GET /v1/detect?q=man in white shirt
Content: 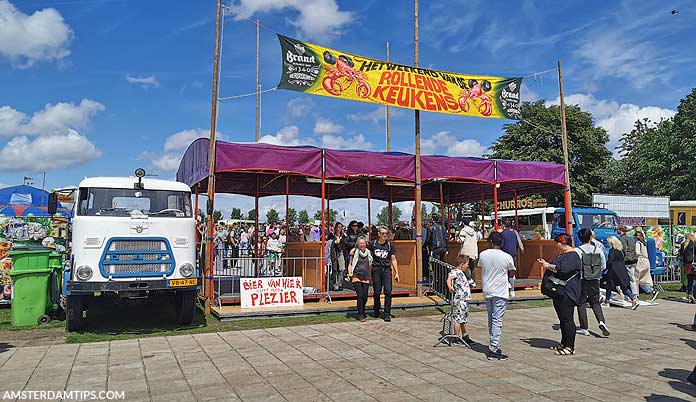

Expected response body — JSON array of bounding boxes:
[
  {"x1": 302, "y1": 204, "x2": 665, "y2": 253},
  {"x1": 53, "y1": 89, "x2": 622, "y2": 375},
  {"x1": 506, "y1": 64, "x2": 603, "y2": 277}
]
[{"x1": 478, "y1": 231, "x2": 516, "y2": 361}]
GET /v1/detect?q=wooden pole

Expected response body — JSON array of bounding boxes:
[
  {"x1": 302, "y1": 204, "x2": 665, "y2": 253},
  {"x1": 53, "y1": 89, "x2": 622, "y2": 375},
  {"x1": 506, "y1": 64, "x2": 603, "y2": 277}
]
[
  {"x1": 254, "y1": 176, "x2": 259, "y2": 265},
  {"x1": 203, "y1": 0, "x2": 223, "y2": 314},
  {"x1": 414, "y1": 0, "x2": 423, "y2": 297},
  {"x1": 386, "y1": 41, "x2": 391, "y2": 152},
  {"x1": 255, "y1": 19, "x2": 260, "y2": 142},
  {"x1": 558, "y1": 60, "x2": 573, "y2": 234}
]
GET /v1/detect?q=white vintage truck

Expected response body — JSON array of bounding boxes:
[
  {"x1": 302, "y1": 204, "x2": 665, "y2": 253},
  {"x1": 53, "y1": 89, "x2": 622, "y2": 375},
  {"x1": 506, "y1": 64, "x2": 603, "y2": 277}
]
[{"x1": 50, "y1": 169, "x2": 198, "y2": 331}]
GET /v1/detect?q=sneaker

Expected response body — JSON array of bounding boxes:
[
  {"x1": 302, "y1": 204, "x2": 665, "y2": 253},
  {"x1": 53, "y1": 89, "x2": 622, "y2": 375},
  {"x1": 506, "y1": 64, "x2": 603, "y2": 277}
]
[
  {"x1": 487, "y1": 349, "x2": 509, "y2": 361},
  {"x1": 383, "y1": 314, "x2": 391, "y2": 322},
  {"x1": 576, "y1": 328, "x2": 590, "y2": 336},
  {"x1": 462, "y1": 334, "x2": 475, "y2": 345},
  {"x1": 358, "y1": 315, "x2": 366, "y2": 322},
  {"x1": 598, "y1": 322, "x2": 610, "y2": 337},
  {"x1": 650, "y1": 290, "x2": 659, "y2": 302},
  {"x1": 631, "y1": 298, "x2": 640, "y2": 310}
]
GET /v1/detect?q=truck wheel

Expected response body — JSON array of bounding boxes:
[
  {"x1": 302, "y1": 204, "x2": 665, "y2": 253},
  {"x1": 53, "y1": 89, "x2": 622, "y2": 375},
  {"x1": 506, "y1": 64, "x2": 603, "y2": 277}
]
[
  {"x1": 66, "y1": 295, "x2": 86, "y2": 331},
  {"x1": 176, "y1": 290, "x2": 196, "y2": 325}
]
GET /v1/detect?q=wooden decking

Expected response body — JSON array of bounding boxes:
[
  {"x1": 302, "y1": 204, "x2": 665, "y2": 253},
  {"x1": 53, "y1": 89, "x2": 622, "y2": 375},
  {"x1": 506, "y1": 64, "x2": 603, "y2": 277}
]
[{"x1": 211, "y1": 288, "x2": 544, "y2": 320}]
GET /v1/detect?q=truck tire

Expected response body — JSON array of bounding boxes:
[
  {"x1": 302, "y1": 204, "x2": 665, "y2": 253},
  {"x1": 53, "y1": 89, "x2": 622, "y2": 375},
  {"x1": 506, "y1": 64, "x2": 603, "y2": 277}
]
[
  {"x1": 176, "y1": 290, "x2": 196, "y2": 325},
  {"x1": 66, "y1": 295, "x2": 86, "y2": 331}
]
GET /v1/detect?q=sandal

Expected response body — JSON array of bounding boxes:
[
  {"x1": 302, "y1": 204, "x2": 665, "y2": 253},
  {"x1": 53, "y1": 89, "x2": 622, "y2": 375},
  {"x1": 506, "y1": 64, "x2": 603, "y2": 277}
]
[{"x1": 554, "y1": 346, "x2": 575, "y2": 356}]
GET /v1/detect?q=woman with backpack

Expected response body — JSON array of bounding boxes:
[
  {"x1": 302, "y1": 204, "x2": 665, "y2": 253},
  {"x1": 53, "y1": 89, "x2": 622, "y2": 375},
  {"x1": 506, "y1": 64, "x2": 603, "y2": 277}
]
[
  {"x1": 605, "y1": 236, "x2": 640, "y2": 310},
  {"x1": 575, "y1": 229, "x2": 610, "y2": 337}
]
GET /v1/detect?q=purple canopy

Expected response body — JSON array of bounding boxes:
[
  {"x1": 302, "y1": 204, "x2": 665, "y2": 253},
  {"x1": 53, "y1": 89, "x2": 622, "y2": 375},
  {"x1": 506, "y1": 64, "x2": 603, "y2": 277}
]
[{"x1": 177, "y1": 139, "x2": 566, "y2": 202}]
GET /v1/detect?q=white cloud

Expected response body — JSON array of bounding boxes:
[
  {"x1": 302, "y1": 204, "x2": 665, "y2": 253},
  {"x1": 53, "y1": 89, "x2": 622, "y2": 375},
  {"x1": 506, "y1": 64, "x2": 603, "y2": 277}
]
[
  {"x1": 231, "y1": 0, "x2": 353, "y2": 41},
  {"x1": 0, "y1": 130, "x2": 100, "y2": 171},
  {"x1": 313, "y1": 117, "x2": 342, "y2": 135},
  {"x1": 23, "y1": 99, "x2": 105, "y2": 136},
  {"x1": 0, "y1": 105, "x2": 26, "y2": 135},
  {"x1": 259, "y1": 125, "x2": 315, "y2": 146},
  {"x1": 145, "y1": 128, "x2": 218, "y2": 172},
  {"x1": 0, "y1": 0, "x2": 73, "y2": 67},
  {"x1": 347, "y1": 107, "x2": 384, "y2": 124},
  {"x1": 287, "y1": 97, "x2": 313, "y2": 117},
  {"x1": 321, "y1": 133, "x2": 371, "y2": 150},
  {"x1": 547, "y1": 93, "x2": 676, "y2": 147},
  {"x1": 126, "y1": 74, "x2": 160, "y2": 89},
  {"x1": 421, "y1": 131, "x2": 487, "y2": 157},
  {"x1": 0, "y1": 99, "x2": 103, "y2": 171}
]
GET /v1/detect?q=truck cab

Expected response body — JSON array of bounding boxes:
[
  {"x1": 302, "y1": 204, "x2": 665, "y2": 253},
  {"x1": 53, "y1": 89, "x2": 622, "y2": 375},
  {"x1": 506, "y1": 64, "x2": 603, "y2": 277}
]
[
  {"x1": 551, "y1": 207, "x2": 619, "y2": 249},
  {"x1": 58, "y1": 172, "x2": 198, "y2": 331}
]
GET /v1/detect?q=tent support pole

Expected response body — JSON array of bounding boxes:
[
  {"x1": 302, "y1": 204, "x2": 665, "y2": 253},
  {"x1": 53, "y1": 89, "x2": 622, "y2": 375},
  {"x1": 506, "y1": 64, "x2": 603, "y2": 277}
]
[
  {"x1": 481, "y1": 190, "x2": 486, "y2": 238},
  {"x1": 414, "y1": 0, "x2": 423, "y2": 297},
  {"x1": 367, "y1": 179, "x2": 371, "y2": 232},
  {"x1": 388, "y1": 188, "x2": 393, "y2": 228},
  {"x1": 493, "y1": 183, "x2": 499, "y2": 231},
  {"x1": 514, "y1": 190, "x2": 519, "y2": 231},
  {"x1": 255, "y1": 176, "x2": 259, "y2": 273},
  {"x1": 285, "y1": 176, "x2": 289, "y2": 229},
  {"x1": 439, "y1": 182, "x2": 444, "y2": 224},
  {"x1": 321, "y1": 150, "x2": 326, "y2": 293}
]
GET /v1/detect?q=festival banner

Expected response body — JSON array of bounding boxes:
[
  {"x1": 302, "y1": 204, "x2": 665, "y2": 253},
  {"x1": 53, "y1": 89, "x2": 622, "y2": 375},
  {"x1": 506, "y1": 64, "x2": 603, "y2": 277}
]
[
  {"x1": 240, "y1": 276, "x2": 304, "y2": 309},
  {"x1": 277, "y1": 34, "x2": 522, "y2": 119}
]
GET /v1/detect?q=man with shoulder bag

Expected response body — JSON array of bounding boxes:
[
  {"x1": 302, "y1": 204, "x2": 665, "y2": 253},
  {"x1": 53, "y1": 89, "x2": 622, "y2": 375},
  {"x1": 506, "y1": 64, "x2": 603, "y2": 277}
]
[
  {"x1": 575, "y1": 229, "x2": 610, "y2": 337},
  {"x1": 618, "y1": 224, "x2": 639, "y2": 297}
]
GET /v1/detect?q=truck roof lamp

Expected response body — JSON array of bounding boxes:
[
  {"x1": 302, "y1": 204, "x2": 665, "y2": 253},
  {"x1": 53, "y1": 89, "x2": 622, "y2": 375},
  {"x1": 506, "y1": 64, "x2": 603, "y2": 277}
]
[{"x1": 134, "y1": 168, "x2": 146, "y2": 189}]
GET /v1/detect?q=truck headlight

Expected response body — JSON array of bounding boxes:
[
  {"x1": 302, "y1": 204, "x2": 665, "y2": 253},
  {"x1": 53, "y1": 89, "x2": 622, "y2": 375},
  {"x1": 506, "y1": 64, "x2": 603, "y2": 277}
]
[
  {"x1": 179, "y1": 263, "x2": 194, "y2": 277},
  {"x1": 76, "y1": 265, "x2": 93, "y2": 281}
]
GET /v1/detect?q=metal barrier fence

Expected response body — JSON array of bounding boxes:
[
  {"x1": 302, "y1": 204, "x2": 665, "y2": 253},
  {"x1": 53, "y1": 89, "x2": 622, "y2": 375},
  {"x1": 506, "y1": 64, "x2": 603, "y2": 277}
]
[
  {"x1": 211, "y1": 247, "x2": 331, "y2": 308},
  {"x1": 655, "y1": 255, "x2": 681, "y2": 283},
  {"x1": 428, "y1": 258, "x2": 453, "y2": 302}
]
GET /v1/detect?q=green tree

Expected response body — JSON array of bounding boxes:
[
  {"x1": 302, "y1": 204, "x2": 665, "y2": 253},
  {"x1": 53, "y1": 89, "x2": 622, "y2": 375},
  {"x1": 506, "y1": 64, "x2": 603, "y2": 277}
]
[
  {"x1": 213, "y1": 210, "x2": 222, "y2": 223},
  {"x1": 230, "y1": 208, "x2": 242, "y2": 220},
  {"x1": 247, "y1": 209, "x2": 256, "y2": 221},
  {"x1": 614, "y1": 88, "x2": 696, "y2": 200},
  {"x1": 376, "y1": 206, "x2": 402, "y2": 226},
  {"x1": 298, "y1": 209, "x2": 310, "y2": 224},
  {"x1": 285, "y1": 208, "x2": 297, "y2": 225},
  {"x1": 266, "y1": 208, "x2": 280, "y2": 224},
  {"x1": 314, "y1": 209, "x2": 337, "y2": 224},
  {"x1": 488, "y1": 100, "x2": 612, "y2": 205}
]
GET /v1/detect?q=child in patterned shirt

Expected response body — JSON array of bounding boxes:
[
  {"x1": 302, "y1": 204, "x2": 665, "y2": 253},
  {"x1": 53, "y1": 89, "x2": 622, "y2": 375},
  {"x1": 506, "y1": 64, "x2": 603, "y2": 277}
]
[{"x1": 447, "y1": 254, "x2": 474, "y2": 345}]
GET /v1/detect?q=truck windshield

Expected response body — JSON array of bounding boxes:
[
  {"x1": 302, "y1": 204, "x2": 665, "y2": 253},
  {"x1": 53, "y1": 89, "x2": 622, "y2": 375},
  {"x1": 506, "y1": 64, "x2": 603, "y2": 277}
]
[
  {"x1": 78, "y1": 188, "x2": 192, "y2": 218},
  {"x1": 576, "y1": 213, "x2": 617, "y2": 230}
]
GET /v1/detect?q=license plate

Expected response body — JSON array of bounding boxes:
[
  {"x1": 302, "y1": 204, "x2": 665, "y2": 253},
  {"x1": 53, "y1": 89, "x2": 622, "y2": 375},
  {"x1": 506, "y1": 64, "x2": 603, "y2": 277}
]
[{"x1": 168, "y1": 278, "x2": 197, "y2": 287}]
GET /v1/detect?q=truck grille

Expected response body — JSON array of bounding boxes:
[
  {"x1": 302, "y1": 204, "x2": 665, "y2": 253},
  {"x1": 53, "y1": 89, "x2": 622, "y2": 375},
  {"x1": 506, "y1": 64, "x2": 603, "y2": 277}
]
[{"x1": 100, "y1": 238, "x2": 175, "y2": 276}]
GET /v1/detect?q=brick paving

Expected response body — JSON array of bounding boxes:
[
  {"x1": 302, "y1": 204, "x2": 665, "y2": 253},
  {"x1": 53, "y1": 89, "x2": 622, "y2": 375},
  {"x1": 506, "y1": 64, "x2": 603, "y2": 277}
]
[{"x1": 1, "y1": 300, "x2": 695, "y2": 402}]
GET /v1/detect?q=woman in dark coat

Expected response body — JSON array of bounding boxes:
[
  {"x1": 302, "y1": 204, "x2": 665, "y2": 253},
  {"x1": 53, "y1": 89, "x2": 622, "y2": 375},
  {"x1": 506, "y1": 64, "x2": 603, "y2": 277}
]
[
  {"x1": 605, "y1": 236, "x2": 639, "y2": 310},
  {"x1": 539, "y1": 233, "x2": 582, "y2": 355}
]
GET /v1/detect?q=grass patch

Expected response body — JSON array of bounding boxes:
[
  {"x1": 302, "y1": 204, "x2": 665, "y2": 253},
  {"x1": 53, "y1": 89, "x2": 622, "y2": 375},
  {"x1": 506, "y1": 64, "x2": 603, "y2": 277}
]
[
  {"x1": 0, "y1": 306, "x2": 63, "y2": 331},
  {"x1": 639, "y1": 282, "x2": 686, "y2": 301}
]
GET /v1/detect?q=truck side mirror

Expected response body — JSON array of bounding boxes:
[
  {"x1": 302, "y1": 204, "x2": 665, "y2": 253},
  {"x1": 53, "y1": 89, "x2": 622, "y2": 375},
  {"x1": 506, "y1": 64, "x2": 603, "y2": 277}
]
[{"x1": 48, "y1": 192, "x2": 58, "y2": 215}]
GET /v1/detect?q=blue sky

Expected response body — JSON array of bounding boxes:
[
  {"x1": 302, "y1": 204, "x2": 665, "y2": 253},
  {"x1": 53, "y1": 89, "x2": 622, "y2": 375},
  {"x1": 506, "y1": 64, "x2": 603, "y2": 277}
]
[{"x1": 0, "y1": 0, "x2": 694, "y2": 222}]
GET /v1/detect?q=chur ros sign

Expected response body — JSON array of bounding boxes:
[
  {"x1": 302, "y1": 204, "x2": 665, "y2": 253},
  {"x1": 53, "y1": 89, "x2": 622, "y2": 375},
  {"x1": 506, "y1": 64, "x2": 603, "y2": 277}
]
[
  {"x1": 240, "y1": 277, "x2": 304, "y2": 309},
  {"x1": 277, "y1": 34, "x2": 522, "y2": 120}
]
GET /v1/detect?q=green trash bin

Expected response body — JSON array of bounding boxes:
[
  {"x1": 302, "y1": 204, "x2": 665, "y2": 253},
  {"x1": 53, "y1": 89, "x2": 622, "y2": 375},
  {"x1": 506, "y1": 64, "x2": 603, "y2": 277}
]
[
  {"x1": 9, "y1": 249, "x2": 51, "y2": 272},
  {"x1": 47, "y1": 253, "x2": 64, "y2": 313},
  {"x1": 8, "y1": 268, "x2": 52, "y2": 326}
]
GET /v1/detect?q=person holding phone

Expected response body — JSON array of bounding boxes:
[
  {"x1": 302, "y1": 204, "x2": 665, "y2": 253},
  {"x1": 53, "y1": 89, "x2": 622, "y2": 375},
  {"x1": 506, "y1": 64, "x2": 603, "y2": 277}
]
[{"x1": 369, "y1": 227, "x2": 400, "y2": 321}]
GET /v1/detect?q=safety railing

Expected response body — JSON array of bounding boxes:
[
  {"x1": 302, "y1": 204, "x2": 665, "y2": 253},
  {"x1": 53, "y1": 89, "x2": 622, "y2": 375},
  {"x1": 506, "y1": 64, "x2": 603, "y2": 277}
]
[
  {"x1": 211, "y1": 247, "x2": 331, "y2": 308},
  {"x1": 654, "y1": 255, "x2": 681, "y2": 283}
]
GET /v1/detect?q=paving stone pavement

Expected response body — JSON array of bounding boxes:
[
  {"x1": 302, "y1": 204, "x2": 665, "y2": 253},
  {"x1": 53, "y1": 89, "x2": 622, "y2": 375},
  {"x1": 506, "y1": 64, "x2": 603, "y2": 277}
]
[{"x1": 1, "y1": 300, "x2": 695, "y2": 402}]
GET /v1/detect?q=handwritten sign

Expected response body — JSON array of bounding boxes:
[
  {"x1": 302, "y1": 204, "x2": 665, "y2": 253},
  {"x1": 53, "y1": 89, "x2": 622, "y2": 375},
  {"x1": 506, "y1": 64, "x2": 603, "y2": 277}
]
[{"x1": 240, "y1": 277, "x2": 304, "y2": 309}]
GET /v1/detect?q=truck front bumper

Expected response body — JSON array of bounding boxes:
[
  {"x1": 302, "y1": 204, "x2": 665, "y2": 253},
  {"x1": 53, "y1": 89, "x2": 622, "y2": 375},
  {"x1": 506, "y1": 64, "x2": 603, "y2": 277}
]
[{"x1": 67, "y1": 278, "x2": 198, "y2": 294}]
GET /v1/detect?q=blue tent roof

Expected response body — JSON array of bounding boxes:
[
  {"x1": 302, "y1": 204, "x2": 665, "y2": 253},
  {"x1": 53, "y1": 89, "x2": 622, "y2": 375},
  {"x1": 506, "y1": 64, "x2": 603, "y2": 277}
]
[{"x1": 0, "y1": 185, "x2": 71, "y2": 217}]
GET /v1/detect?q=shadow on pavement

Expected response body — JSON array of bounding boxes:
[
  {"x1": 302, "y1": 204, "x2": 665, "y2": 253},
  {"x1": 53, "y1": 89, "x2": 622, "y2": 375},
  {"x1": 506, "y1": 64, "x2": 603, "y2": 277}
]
[
  {"x1": 680, "y1": 338, "x2": 696, "y2": 350},
  {"x1": 520, "y1": 337, "x2": 558, "y2": 349},
  {"x1": 669, "y1": 322, "x2": 695, "y2": 331},
  {"x1": 644, "y1": 393, "x2": 691, "y2": 401},
  {"x1": 0, "y1": 343, "x2": 14, "y2": 353},
  {"x1": 657, "y1": 368, "x2": 696, "y2": 399}
]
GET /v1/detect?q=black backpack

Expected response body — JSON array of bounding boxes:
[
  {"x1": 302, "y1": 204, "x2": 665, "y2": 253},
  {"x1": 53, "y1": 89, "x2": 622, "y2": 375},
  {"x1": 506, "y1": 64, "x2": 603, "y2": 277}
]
[{"x1": 579, "y1": 245, "x2": 603, "y2": 280}]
